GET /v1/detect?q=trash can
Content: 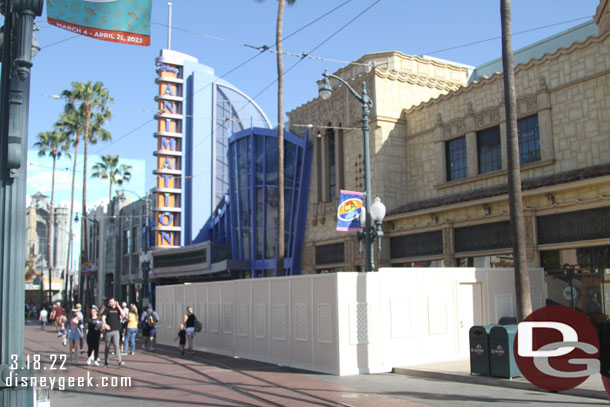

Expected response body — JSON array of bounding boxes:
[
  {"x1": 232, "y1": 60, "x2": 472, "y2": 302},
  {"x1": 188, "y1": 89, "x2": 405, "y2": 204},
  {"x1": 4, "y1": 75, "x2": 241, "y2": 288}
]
[
  {"x1": 469, "y1": 325, "x2": 494, "y2": 376},
  {"x1": 498, "y1": 316, "x2": 517, "y2": 325},
  {"x1": 489, "y1": 325, "x2": 521, "y2": 379}
]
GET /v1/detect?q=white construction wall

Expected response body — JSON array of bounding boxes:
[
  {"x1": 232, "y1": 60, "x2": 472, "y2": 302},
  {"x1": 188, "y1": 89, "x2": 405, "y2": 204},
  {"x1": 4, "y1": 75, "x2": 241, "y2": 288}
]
[{"x1": 155, "y1": 267, "x2": 545, "y2": 375}]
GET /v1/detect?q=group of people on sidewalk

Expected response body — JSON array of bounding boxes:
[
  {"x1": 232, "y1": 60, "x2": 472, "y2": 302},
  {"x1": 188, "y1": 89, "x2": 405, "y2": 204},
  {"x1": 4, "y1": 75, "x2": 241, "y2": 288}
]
[
  {"x1": 39, "y1": 298, "x2": 160, "y2": 368},
  {"x1": 38, "y1": 299, "x2": 202, "y2": 364}
]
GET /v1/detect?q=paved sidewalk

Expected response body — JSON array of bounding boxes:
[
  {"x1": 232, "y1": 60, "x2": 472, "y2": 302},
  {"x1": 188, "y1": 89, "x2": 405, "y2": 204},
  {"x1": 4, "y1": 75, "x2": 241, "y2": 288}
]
[
  {"x1": 23, "y1": 322, "x2": 608, "y2": 406},
  {"x1": 24, "y1": 324, "x2": 427, "y2": 407},
  {"x1": 394, "y1": 358, "x2": 608, "y2": 400}
]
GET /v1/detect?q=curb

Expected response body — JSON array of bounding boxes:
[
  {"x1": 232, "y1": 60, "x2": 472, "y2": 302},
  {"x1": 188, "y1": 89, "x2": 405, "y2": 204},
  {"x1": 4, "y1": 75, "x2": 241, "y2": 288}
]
[{"x1": 392, "y1": 367, "x2": 607, "y2": 401}]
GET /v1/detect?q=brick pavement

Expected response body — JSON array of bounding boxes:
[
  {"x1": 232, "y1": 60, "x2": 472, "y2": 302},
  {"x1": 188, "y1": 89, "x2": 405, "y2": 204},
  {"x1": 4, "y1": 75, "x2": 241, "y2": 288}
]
[{"x1": 24, "y1": 323, "x2": 428, "y2": 407}]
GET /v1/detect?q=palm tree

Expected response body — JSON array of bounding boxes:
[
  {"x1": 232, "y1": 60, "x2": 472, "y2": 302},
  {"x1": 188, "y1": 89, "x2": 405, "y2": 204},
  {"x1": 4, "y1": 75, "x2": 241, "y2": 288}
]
[
  {"x1": 55, "y1": 106, "x2": 85, "y2": 306},
  {"x1": 34, "y1": 128, "x2": 70, "y2": 304},
  {"x1": 500, "y1": 0, "x2": 532, "y2": 321},
  {"x1": 61, "y1": 81, "x2": 112, "y2": 305},
  {"x1": 257, "y1": 0, "x2": 296, "y2": 276},
  {"x1": 91, "y1": 155, "x2": 132, "y2": 202}
]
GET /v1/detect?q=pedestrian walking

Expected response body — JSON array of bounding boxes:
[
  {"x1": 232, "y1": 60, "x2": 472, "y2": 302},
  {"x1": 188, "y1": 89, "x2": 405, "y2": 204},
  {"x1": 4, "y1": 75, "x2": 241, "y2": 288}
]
[
  {"x1": 66, "y1": 308, "x2": 82, "y2": 364},
  {"x1": 102, "y1": 298, "x2": 126, "y2": 368},
  {"x1": 123, "y1": 304, "x2": 139, "y2": 355},
  {"x1": 183, "y1": 306, "x2": 197, "y2": 354},
  {"x1": 52, "y1": 302, "x2": 64, "y2": 331},
  {"x1": 76, "y1": 303, "x2": 85, "y2": 354},
  {"x1": 39, "y1": 307, "x2": 48, "y2": 329},
  {"x1": 120, "y1": 301, "x2": 129, "y2": 354},
  {"x1": 140, "y1": 305, "x2": 159, "y2": 351},
  {"x1": 59, "y1": 314, "x2": 68, "y2": 346},
  {"x1": 175, "y1": 324, "x2": 186, "y2": 356},
  {"x1": 85, "y1": 305, "x2": 103, "y2": 366}
]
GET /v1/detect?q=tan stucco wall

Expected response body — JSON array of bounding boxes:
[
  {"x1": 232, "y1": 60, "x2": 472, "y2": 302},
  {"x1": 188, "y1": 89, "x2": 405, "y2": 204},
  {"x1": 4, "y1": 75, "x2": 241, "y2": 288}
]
[{"x1": 289, "y1": 32, "x2": 610, "y2": 273}]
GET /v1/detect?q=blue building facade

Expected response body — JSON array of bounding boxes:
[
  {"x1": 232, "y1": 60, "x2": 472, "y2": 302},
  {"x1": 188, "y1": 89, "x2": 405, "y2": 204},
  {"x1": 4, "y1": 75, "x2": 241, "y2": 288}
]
[
  {"x1": 154, "y1": 49, "x2": 272, "y2": 248},
  {"x1": 194, "y1": 127, "x2": 312, "y2": 277},
  {"x1": 183, "y1": 59, "x2": 272, "y2": 244},
  {"x1": 151, "y1": 51, "x2": 311, "y2": 282}
]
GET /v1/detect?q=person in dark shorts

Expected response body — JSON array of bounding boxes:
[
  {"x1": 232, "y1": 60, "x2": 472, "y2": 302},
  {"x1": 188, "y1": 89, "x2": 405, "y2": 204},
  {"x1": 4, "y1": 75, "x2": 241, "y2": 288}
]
[
  {"x1": 140, "y1": 305, "x2": 159, "y2": 351},
  {"x1": 175, "y1": 324, "x2": 186, "y2": 356},
  {"x1": 102, "y1": 298, "x2": 126, "y2": 368}
]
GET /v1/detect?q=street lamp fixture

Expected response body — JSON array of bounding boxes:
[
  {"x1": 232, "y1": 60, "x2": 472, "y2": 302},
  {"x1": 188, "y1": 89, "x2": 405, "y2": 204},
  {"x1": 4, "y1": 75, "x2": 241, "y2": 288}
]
[
  {"x1": 73, "y1": 212, "x2": 99, "y2": 308},
  {"x1": 139, "y1": 250, "x2": 153, "y2": 308},
  {"x1": 318, "y1": 69, "x2": 385, "y2": 272}
]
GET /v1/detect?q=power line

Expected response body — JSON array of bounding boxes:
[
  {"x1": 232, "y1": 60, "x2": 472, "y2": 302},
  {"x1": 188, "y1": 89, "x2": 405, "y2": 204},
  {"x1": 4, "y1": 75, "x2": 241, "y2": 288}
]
[
  {"x1": 37, "y1": 92, "x2": 364, "y2": 130},
  {"x1": 88, "y1": 0, "x2": 354, "y2": 156},
  {"x1": 251, "y1": 0, "x2": 382, "y2": 101},
  {"x1": 40, "y1": 34, "x2": 81, "y2": 50},
  {"x1": 424, "y1": 15, "x2": 592, "y2": 55},
  {"x1": 45, "y1": 8, "x2": 593, "y2": 159}
]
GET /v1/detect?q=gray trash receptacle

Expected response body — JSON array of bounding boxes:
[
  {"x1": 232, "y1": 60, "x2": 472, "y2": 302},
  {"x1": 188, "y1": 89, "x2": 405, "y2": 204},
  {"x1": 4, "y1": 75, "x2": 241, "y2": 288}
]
[
  {"x1": 469, "y1": 325, "x2": 494, "y2": 376},
  {"x1": 498, "y1": 316, "x2": 517, "y2": 325},
  {"x1": 489, "y1": 325, "x2": 522, "y2": 379}
]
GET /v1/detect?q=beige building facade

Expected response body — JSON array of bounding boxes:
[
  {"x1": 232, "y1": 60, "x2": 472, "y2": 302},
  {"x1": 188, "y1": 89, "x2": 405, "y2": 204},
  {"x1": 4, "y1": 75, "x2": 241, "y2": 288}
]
[{"x1": 288, "y1": 11, "x2": 610, "y2": 312}]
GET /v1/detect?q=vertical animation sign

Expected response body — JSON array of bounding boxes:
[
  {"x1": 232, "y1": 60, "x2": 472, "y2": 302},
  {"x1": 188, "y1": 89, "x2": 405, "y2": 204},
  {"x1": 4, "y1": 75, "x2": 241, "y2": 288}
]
[{"x1": 154, "y1": 62, "x2": 183, "y2": 247}]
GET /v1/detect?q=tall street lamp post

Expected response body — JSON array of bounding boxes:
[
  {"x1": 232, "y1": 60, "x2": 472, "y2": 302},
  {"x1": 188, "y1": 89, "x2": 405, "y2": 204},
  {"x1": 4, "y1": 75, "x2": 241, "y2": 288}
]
[
  {"x1": 119, "y1": 189, "x2": 152, "y2": 309},
  {"x1": 0, "y1": 0, "x2": 44, "y2": 403},
  {"x1": 319, "y1": 70, "x2": 386, "y2": 272},
  {"x1": 74, "y1": 212, "x2": 98, "y2": 310},
  {"x1": 139, "y1": 250, "x2": 153, "y2": 310}
]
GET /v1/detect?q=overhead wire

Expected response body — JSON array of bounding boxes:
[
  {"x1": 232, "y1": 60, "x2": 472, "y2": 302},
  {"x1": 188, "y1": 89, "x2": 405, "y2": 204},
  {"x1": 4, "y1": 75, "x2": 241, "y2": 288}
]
[
  {"x1": 90, "y1": 0, "x2": 354, "y2": 157},
  {"x1": 424, "y1": 15, "x2": 592, "y2": 55},
  {"x1": 33, "y1": 1, "x2": 358, "y2": 194},
  {"x1": 38, "y1": 5, "x2": 595, "y2": 175},
  {"x1": 37, "y1": 9, "x2": 595, "y2": 140},
  {"x1": 249, "y1": 0, "x2": 383, "y2": 108}
]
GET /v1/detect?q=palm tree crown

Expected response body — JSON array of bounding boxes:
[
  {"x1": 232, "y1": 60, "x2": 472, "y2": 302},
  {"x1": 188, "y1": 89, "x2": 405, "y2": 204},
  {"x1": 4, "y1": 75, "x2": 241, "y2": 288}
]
[{"x1": 91, "y1": 155, "x2": 132, "y2": 202}]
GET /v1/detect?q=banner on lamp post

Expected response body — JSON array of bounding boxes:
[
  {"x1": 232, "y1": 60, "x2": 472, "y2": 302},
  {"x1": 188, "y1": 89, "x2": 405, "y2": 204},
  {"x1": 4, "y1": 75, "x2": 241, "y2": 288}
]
[
  {"x1": 81, "y1": 262, "x2": 92, "y2": 276},
  {"x1": 336, "y1": 190, "x2": 363, "y2": 231},
  {"x1": 46, "y1": 0, "x2": 152, "y2": 46}
]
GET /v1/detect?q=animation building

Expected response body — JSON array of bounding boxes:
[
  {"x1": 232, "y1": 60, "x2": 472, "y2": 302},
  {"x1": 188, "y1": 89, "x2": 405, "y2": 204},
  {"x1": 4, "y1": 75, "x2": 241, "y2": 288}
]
[
  {"x1": 150, "y1": 48, "x2": 312, "y2": 284},
  {"x1": 153, "y1": 49, "x2": 272, "y2": 249}
]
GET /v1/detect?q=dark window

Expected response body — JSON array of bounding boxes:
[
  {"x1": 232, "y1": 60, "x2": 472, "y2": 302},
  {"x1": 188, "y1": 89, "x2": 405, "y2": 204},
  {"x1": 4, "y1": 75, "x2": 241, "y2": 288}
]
[
  {"x1": 537, "y1": 207, "x2": 610, "y2": 245},
  {"x1": 454, "y1": 221, "x2": 512, "y2": 253},
  {"x1": 518, "y1": 115, "x2": 541, "y2": 165},
  {"x1": 131, "y1": 227, "x2": 137, "y2": 253},
  {"x1": 477, "y1": 126, "x2": 502, "y2": 174},
  {"x1": 390, "y1": 231, "x2": 443, "y2": 259},
  {"x1": 123, "y1": 229, "x2": 131, "y2": 255},
  {"x1": 315, "y1": 136, "x2": 322, "y2": 203},
  {"x1": 327, "y1": 128, "x2": 336, "y2": 200},
  {"x1": 446, "y1": 136, "x2": 467, "y2": 181},
  {"x1": 315, "y1": 242, "x2": 345, "y2": 265}
]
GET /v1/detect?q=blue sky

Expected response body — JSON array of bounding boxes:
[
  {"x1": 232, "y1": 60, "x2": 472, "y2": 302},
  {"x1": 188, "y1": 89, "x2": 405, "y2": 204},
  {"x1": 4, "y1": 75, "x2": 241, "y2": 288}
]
[{"x1": 25, "y1": 0, "x2": 600, "y2": 208}]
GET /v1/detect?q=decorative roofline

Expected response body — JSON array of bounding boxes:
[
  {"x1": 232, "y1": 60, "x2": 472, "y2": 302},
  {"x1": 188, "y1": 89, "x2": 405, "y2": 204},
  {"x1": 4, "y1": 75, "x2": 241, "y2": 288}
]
[
  {"x1": 406, "y1": 30, "x2": 609, "y2": 113},
  {"x1": 374, "y1": 69, "x2": 463, "y2": 92}
]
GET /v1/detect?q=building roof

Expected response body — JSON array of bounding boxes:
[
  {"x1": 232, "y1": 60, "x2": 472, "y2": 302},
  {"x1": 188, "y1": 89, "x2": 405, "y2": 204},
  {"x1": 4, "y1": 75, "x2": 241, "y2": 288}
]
[{"x1": 469, "y1": 20, "x2": 598, "y2": 83}]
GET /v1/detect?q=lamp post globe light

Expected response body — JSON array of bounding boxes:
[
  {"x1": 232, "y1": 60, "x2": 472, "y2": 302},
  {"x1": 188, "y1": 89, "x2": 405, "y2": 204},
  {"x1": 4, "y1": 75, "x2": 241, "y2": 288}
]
[{"x1": 319, "y1": 70, "x2": 386, "y2": 272}]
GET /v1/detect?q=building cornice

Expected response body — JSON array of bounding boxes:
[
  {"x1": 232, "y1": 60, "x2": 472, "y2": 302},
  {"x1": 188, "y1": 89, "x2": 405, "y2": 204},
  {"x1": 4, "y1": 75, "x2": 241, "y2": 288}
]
[
  {"x1": 288, "y1": 51, "x2": 469, "y2": 116},
  {"x1": 374, "y1": 68, "x2": 463, "y2": 92},
  {"x1": 387, "y1": 164, "x2": 610, "y2": 219},
  {"x1": 406, "y1": 30, "x2": 610, "y2": 113}
]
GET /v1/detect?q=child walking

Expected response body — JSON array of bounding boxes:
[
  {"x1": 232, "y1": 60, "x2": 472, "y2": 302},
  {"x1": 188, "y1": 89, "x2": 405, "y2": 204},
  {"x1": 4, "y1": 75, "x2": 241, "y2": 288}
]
[{"x1": 175, "y1": 324, "x2": 186, "y2": 356}]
